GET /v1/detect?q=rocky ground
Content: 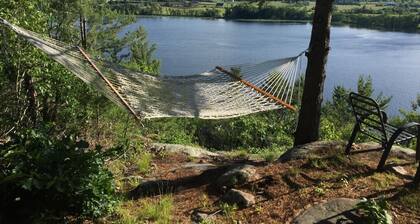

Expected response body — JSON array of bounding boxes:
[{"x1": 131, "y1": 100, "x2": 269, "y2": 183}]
[{"x1": 113, "y1": 141, "x2": 420, "y2": 224}]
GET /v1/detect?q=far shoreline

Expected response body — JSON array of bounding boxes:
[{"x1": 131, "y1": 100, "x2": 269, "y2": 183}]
[{"x1": 132, "y1": 15, "x2": 420, "y2": 34}]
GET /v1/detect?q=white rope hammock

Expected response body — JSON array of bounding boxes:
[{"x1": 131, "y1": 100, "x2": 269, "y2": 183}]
[{"x1": 0, "y1": 18, "x2": 306, "y2": 120}]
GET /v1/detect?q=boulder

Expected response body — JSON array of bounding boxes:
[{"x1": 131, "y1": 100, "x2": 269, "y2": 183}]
[
  {"x1": 292, "y1": 198, "x2": 363, "y2": 224},
  {"x1": 216, "y1": 165, "x2": 259, "y2": 189},
  {"x1": 278, "y1": 141, "x2": 345, "y2": 163},
  {"x1": 149, "y1": 143, "x2": 220, "y2": 158},
  {"x1": 353, "y1": 142, "x2": 415, "y2": 159},
  {"x1": 221, "y1": 189, "x2": 255, "y2": 208}
]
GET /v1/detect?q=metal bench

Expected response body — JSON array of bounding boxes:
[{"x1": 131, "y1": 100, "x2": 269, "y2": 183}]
[{"x1": 345, "y1": 92, "x2": 420, "y2": 185}]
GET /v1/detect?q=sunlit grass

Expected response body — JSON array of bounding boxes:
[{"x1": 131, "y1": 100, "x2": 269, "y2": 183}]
[{"x1": 138, "y1": 196, "x2": 174, "y2": 224}]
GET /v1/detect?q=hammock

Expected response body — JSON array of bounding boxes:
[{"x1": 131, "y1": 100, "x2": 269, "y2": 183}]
[{"x1": 0, "y1": 18, "x2": 306, "y2": 120}]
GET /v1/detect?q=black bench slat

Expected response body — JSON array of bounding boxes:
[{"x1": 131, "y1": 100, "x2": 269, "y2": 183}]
[
  {"x1": 350, "y1": 95, "x2": 379, "y2": 107},
  {"x1": 346, "y1": 92, "x2": 419, "y2": 186}
]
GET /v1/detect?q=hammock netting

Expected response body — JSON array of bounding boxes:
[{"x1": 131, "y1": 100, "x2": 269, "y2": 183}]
[{"x1": 1, "y1": 18, "x2": 306, "y2": 120}]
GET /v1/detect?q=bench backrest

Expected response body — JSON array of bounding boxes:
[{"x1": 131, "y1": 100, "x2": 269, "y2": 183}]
[{"x1": 349, "y1": 92, "x2": 388, "y2": 142}]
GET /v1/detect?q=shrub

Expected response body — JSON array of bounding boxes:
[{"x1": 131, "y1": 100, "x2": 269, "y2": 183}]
[
  {"x1": 356, "y1": 198, "x2": 392, "y2": 224},
  {"x1": 0, "y1": 130, "x2": 118, "y2": 222}
]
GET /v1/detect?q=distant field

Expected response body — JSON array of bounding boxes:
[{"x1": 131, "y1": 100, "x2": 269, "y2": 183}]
[
  {"x1": 192, "y1": 1, "x2": 415, "y2": 12},
  {"x1": 110, "y1": 1, "x2": 419, "y2": 31}
]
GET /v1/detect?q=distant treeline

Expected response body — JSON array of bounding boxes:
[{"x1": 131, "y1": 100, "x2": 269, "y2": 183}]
[
  {"x1": 110, "y1": 3, "x2": 420, "y2": 31},
  {"x1": 111, "y1": 3, "x2": 224, "y2": 18}
]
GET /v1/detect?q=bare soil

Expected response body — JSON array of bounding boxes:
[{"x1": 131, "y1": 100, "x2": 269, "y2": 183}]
[{"x1": 119, "y1": 142, "x2": 420, "y2": 224}]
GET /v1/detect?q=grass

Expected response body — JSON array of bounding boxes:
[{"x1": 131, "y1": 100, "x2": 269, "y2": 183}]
[
  {"x1": 108, "y1": 159, "x2": 128, "y2": 190},
  {"x1": 199, "y1": 194, "x2": 211, "y2": 209},
  {"x1": 257, "y1": 147, "x2": 286, "y2": 163},
  {"x1": 220, "y1": 202, "x2": 238, "y2": 220},
  {"x1": 288, "y1": 167, "x2": 302, "y2": 177},
  {"x1": 314, "y1": 186, "x2": 326, "y2": 196},
  {"x1": 114, "y1": 195, "x2": 174, "y2": 224},
  {"x1": 370, "y1": 172, "x2": 400, "y2": 190},
  {"x1": 225, "y1": 146, "x2": 287, "y2": 162},
  {"x1": 306, "y1": 152, "x2": 352, "y2": 170},
  {"x1": 398, "y1": 189, "x2": 420, "y2": 212},
  {"x1": 138, "y1": 196, "x2": 174, "y2": 224},
  {"x1": 115, "y1": 201, "x2": 137, "y2": 224},
  {"x1": 135, "y1": 151, "x2": 153, "y2": 174},
  {"x1": 227, "y1": 149, "x2": 250, "y2": 160}
]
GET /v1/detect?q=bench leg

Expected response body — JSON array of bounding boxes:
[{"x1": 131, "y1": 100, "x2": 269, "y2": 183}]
[
  {"x1": 345, "y1": 123, "x2": 360, "y2": 155},
  {"x1": 377, "y1": 132, "x2": 401, "y2": 171},
  {"x1": 415, "y1": 164, "x2": 420, "y2": 187},
  {"x1": 415, "y1": 131, "x2": 420, "y2": 187},
  {"x1": 377, "y1": 143, "x2": 392, "y2": 171}
]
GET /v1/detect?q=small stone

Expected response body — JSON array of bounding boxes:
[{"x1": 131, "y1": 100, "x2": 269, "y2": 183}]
[
  {"x1": 221, "y1": 189, "x2": 255, "y2": 208},
  {"x1": 191, "y1": 210, "x2": 211, "y2": 223},
  {"x1": 392, "y1": 166, "x2": 409, "y2": 176},
  {"x1": 216, "y1": 165, "x2": 259, "y2": 189},
  {"x1": 351, "y1": 143, "x2": 361, "y2": 151}
]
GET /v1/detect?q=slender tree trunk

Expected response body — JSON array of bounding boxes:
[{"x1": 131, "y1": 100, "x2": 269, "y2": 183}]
[
  {"x1": 23, "y1": 74, "x2": 37, "y2": 126},
  {"x1": 79, "y1": 0, "x2": 87, "y2": 49},
  {"x1": 294, "y1": 0, "x2": 333, "y2": 146}
]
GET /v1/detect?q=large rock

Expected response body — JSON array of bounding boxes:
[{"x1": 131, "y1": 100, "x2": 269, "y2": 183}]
[
  {"x1": 278, "y1": 141, "x2": 345, "y2": 163},
  {"x1": 149, "y1": 143, "x2": 220, "y2": 158},
  {"x1": 292, "y1": 198, "x2": 363, "y2": 224},
  {"x1": 216, "y1": 165, "x2": 259, "y2": 189},
  {"x1": 358, "y1": 142, "x2": 416, "y2": 159},
  {"x1": 221, "y1": 189, "x2": 255, "y2": 208}
]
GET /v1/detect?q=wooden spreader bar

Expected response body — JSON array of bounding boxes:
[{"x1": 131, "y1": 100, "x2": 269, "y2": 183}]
[
  {"x1": 215, "y1": 66, "x2": 296, "y2": 112},
  {"x1": 77, "y1": 46, "x2": 141, "y2": 121}
]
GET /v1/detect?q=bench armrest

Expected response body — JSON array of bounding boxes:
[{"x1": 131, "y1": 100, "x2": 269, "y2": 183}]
[
  {"x1": 396, "y1": 122, "x2": 420, "y2": 160},
  {"x1": 380, "y1": 110, "x2": 388, "y2": 124}
]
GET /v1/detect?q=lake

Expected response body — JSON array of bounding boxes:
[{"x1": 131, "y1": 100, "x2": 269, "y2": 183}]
[{"x1": 121, "y1": 16, "x2": 420, "y2": 115}]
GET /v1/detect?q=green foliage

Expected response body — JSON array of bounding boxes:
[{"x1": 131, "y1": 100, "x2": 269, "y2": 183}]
[
  {"x1": 111, "y1": 3, "x2": 224, "y2": 18},
  {"x1": 0, "y1": 0, "x2": 159, "y2": 137},
  {"x1": 321, "y1": 75, "x2": 391, "y2": 141},
  {"x1": 220, "y1": 202, "x2": 238, "y2": 219},
  {"x1": 398, "y1": 189, "x2": 420, "y2": 212},
  {"x1": 0, "y1": 130, "x2": 118, "y2": 221},
  {"x1": 391, "y1": 94, "x2": 420, "y2": 126},
  {"x1": 390, "y1": 94, "x2": 419, "y2": 149},
  {"x1": 122, "y1": 27, "x2": 160, "y2": 75},
  {"x1": 196, "y1": 111, "x2": 295, "y2": 150},
  {"x1": 225, "y1": 3, "x2": 311, "y2": 20},
  {"x1": 136, "y1": 151, "x2": 153, "y2": 174},
  {"x1": 314, "y1": 186, "x2": 326, "y2": 196},
  {"x1": 141, "y1": 110, "x2": 296, "y2": 150},
  {"x1": 356, "y1": 198, "x2": 393, "y2": 224},
  {"x1": 138, "y1": 196, "x2": 174, "y2": 224}
]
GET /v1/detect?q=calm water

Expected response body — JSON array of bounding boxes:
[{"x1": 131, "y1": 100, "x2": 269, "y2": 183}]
[{"x1": 121, "y1": 16, "x2": 420, "y2": 115}]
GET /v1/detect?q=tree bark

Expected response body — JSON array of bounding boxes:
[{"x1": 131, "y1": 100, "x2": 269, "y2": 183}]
[
  {"x1": 79, "y1": 1, "x2": 87, "y2": 49},
  {"x1": 294, "y1": 0, "x2": 333, "y2": 146},
  {"x1": 23, "y1": 74, "x2": 38, "y2": 126}
]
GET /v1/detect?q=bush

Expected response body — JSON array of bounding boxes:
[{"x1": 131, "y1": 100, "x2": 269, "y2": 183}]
[
  {"x1": 357, "y1": 198, "x2": 392, "y2": 224},
  {"x1": 0, "y1": 130, "x2": 118, "y2": 222}
]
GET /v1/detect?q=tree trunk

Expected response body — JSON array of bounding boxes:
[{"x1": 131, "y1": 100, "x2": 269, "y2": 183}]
[
  {"x1": 294, "y1": 0, "x2": 333, "y2": 146},
  {"x1": 79, "y1": 10, "x2": 87, "y2": 49},
  {"x1": 24, "y1": 74, "x2": 37, "y2": 126}
]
